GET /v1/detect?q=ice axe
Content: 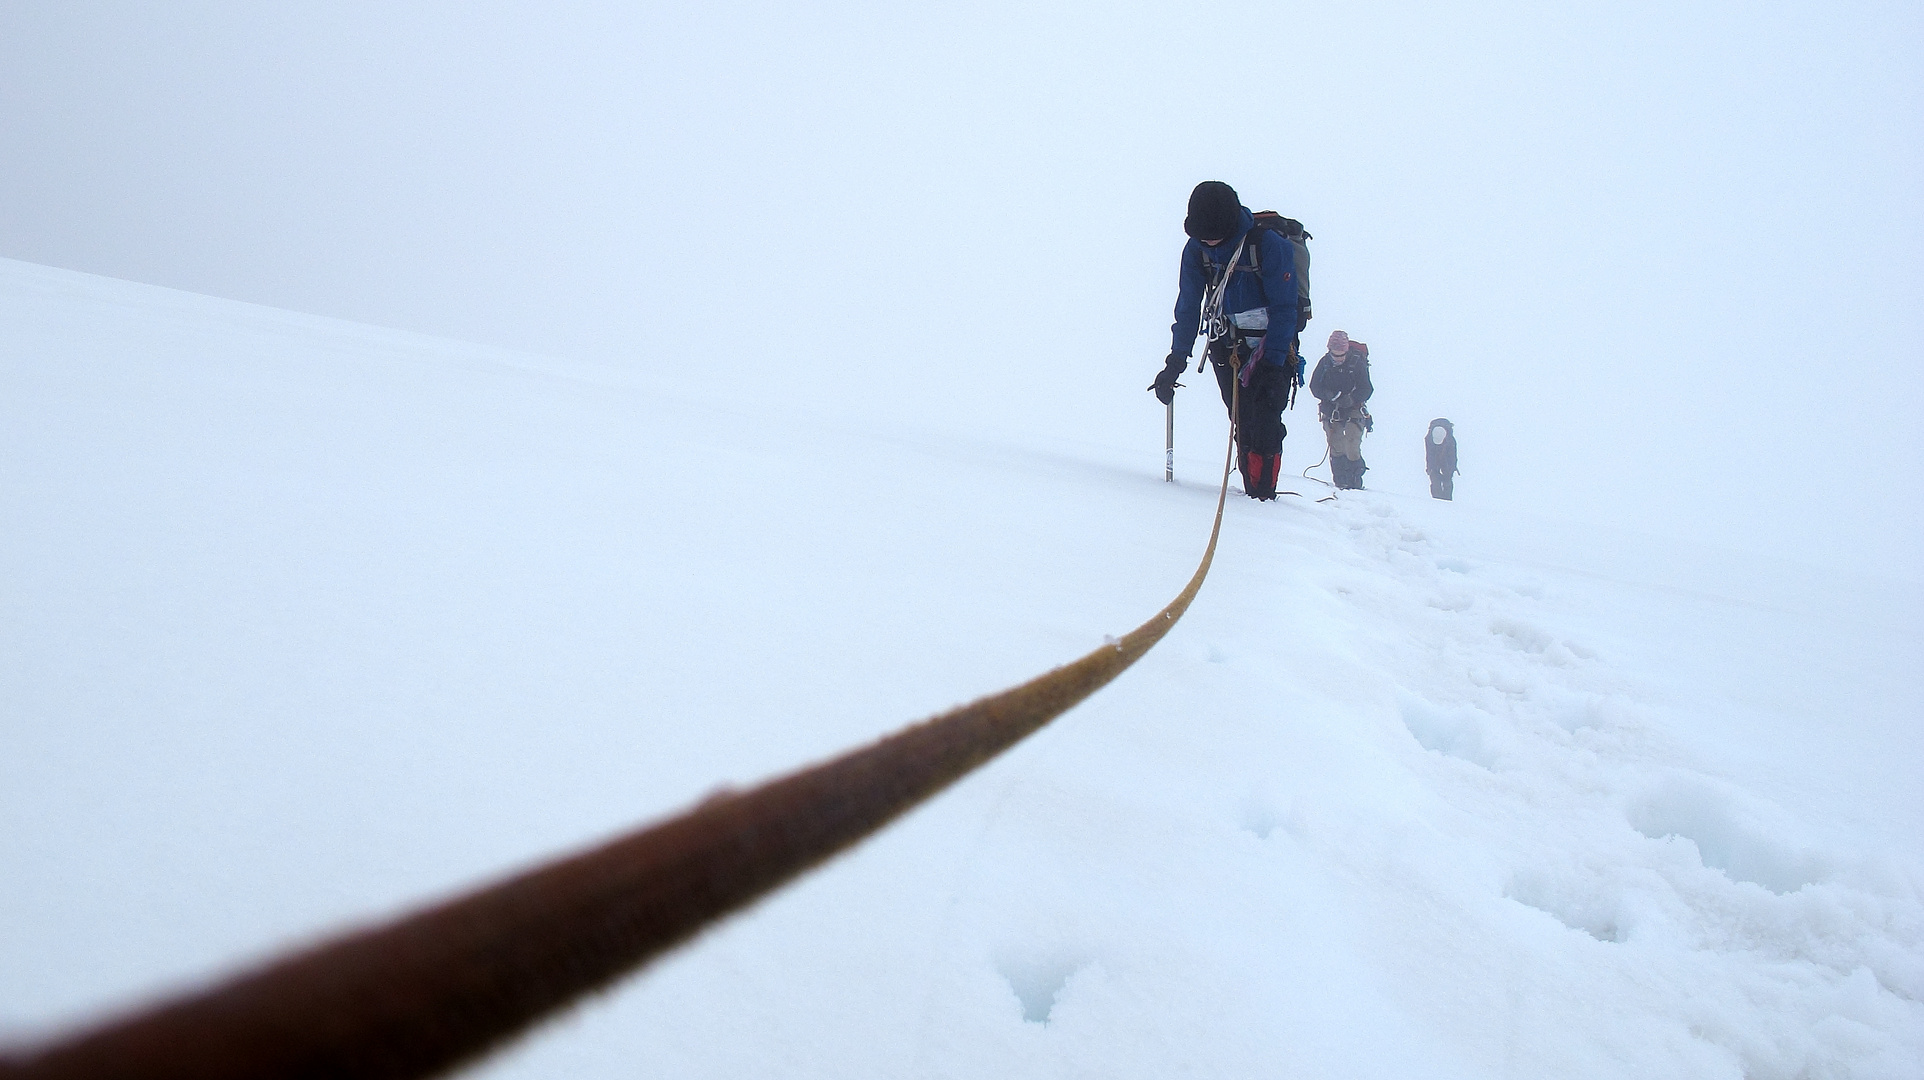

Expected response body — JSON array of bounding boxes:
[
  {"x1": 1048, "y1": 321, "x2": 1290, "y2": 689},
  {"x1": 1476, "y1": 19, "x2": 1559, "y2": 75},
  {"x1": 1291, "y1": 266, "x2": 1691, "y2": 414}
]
[{"x1": 1165, "y1": 398, "x2": 1175, "y2": 482}]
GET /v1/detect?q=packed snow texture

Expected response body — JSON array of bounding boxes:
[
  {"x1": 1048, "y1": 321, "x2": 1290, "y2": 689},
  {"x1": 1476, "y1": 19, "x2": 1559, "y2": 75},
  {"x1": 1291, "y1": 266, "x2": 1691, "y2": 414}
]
[{"x1": 2, "y1": 259, "x2": 1921, "y2": 1078}]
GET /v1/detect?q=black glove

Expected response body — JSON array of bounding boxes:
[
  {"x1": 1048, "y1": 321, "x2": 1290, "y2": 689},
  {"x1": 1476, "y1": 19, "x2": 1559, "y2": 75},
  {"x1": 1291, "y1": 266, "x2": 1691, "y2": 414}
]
[{"x1": 1149, "y1": 354, "x2": 1187, "y2": 405}]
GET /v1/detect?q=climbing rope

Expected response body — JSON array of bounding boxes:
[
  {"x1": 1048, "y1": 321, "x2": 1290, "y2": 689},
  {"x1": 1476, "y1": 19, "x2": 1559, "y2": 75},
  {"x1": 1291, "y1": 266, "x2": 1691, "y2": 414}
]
[
  {"x1": 1298, "y1": 443, "x2": 1338, "y2": 500},
  {"x1": 1303, "y1": 444, "x2": 1331, "y2": 483},
  {"x1": 0, "y1": 390, "x2": 1244, "y2": 1080}
]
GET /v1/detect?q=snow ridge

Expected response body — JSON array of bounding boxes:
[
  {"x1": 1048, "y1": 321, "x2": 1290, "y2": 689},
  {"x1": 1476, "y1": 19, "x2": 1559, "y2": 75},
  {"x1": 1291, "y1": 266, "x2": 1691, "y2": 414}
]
[{"x1": 3, "y1": 259, "x2": 1919, "y2": 1078}]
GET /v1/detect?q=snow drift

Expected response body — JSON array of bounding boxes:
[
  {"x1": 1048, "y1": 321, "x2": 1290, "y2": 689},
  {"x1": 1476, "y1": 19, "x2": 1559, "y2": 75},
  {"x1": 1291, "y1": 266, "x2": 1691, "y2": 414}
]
[{"x1": 3, "y1": 258, "x2": 1920, "y2": 1077}]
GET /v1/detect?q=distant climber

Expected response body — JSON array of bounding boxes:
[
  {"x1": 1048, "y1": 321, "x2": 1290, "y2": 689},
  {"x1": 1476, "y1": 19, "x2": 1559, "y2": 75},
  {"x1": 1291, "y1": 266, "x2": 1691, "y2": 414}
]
[
  {"x1": 1149, "y1": 181, "x2": 1301, "y2": 500},
  {"x1": 1426, "y1": 418, "x2": 1458, "y2": 500},
  {"x1": 1310, "y1": 330, "x2": 1373, "y2": 489}
]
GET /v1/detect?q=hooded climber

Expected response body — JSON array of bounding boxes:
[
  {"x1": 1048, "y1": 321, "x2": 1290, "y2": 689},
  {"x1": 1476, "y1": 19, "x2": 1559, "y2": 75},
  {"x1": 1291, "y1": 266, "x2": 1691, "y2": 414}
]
[
  {"x1": 1149, "y1": 181, "x2": 1300, "y2": 501},
  {"x1": 1426, "y1": 418, "x2": 1458, "y2": 500},
  {"x1": 1310, "y1": 330, "x2": 1373, "y2": 489}
]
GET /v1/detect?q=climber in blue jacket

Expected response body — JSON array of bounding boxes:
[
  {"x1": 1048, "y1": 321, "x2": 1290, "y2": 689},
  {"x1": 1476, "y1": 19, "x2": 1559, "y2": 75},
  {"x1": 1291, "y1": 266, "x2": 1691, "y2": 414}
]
[{"x1": 1149, "y1": 181, "x2": 1299, "y2": 500}]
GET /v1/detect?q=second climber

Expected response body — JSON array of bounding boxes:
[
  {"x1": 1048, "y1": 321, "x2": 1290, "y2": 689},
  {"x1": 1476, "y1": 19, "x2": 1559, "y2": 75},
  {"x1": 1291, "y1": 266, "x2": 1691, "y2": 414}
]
[{"x1": 1311, "y1": 330, "x2": 1373, "y2": 490}]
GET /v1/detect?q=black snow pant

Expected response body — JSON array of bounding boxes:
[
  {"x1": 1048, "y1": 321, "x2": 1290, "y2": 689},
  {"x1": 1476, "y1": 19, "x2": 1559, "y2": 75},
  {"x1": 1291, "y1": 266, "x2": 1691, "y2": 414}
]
[
  {"x1": 1429, "y1": 472, "x2": 1454, "y2": 500},
  {"x1": 1207, "y1": 336, "x2": 1289, "y2": 457},
  {"x1": 1208, "y1": 335, "x2": 1291, "y2": 499}
]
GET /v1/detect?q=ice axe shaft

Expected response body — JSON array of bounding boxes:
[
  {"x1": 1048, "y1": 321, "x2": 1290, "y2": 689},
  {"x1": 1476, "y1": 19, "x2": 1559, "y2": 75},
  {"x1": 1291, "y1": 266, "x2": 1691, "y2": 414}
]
[{"x1": 1165, "y1": 400, "x2": 1175, "y2": 482}]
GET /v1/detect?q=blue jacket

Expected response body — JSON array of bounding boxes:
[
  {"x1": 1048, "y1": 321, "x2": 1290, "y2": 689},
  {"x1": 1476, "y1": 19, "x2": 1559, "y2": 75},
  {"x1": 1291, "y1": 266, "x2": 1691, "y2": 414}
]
[{"x1": 1169, "y1": 206, "x2": 1298, "y2": 365}]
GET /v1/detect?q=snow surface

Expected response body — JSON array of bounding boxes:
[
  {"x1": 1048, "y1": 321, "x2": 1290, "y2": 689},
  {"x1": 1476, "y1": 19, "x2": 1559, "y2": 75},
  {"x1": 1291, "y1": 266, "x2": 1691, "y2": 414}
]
[{"x1": 3, "y1": 257, "x2": 1921, "y2": 1077}]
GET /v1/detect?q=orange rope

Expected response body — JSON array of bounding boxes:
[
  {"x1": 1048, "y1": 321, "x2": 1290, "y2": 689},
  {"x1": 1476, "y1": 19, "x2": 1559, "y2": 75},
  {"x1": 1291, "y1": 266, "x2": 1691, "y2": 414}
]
[{"x1": 0, "y1": 398, "x2": 1241, "y2": 1080}]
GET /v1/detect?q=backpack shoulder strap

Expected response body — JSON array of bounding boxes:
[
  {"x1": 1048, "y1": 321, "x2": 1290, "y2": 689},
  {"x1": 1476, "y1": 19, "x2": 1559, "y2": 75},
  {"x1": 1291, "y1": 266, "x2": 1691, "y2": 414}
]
[
  {"x1": 1203, "y1": 232, "x2": 1252, "y2": 283},
  {"x1": 1200, "y1": 243, "x2": 1225, "y2": 285}
]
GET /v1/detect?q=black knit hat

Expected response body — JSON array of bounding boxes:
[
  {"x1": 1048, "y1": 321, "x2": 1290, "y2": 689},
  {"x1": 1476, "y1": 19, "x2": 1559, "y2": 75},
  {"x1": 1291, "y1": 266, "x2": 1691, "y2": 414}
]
[{"x1": 1184, "y1": 181, "x2": 1241, "y2": 241}]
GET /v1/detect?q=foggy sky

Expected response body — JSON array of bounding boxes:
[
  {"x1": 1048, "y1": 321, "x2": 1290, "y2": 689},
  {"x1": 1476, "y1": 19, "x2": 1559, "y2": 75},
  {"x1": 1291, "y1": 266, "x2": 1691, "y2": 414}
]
[{"x1": 2, "y1": 1, "x2": 1919, "y2": 578}]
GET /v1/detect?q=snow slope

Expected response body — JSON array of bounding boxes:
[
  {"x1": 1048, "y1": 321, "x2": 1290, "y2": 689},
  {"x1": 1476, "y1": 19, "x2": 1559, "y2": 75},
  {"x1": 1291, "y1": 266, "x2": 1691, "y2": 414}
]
[{"x1": 3, "y1": 257, "x2": 1920, "y2": 1078}]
